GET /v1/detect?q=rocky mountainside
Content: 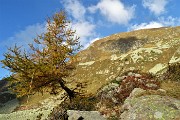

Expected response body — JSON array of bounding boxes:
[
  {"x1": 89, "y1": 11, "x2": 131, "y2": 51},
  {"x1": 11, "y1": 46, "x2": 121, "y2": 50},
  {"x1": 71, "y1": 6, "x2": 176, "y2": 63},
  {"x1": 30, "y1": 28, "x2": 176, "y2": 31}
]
[
  {"x1": 0, "y1": 26, "x2": 180, "y2": 120},
  {"x1": 71, "y1": 26, "x2": 180, "y2": 94}
]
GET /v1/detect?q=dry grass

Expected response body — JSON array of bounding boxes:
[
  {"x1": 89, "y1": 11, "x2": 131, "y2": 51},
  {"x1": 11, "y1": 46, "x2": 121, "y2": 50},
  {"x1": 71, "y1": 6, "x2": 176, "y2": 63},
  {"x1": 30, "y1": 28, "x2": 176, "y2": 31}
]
[
  {"x1": 160, "y1": 81, "x2": 180, "y2": 99},
  {"x1": 18, "y1": 92, "x2": 51, "y2": 107}
]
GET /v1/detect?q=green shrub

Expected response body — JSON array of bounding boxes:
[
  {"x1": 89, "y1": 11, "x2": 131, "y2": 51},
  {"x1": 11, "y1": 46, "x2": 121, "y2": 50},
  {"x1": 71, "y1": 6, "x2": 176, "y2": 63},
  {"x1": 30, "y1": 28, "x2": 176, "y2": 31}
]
[{"x1": 110, "y1": 79, "x2": 120, "y2": 84}]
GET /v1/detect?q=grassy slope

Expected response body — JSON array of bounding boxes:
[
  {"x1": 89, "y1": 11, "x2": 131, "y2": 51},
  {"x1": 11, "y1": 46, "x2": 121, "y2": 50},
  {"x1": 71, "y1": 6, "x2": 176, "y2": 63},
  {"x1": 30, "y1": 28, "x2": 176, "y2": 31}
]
[{"x1": 72, "y1": 26, "x2": 180, "y2": 95}]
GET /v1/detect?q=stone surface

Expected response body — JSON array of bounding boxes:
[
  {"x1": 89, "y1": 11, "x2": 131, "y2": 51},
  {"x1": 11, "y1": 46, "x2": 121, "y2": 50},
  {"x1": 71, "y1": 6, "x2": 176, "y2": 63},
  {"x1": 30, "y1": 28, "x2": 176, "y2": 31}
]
[
  {"x1": 120, "y1": 94, "x2": 180, "y2": 120},
  {"x1": 67, "y1": 110, "x2": 106, "y2": 120},
  {"x1": 128, "y1": 88, "x2": 146, "y2": 98}
]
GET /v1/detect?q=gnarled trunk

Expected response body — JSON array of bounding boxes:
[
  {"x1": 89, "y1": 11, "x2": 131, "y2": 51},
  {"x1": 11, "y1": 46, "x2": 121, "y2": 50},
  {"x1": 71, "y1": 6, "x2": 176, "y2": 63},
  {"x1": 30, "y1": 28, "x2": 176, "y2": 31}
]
[{"x1": 58, "y1": 78, "x2": 75, "y2": 100}]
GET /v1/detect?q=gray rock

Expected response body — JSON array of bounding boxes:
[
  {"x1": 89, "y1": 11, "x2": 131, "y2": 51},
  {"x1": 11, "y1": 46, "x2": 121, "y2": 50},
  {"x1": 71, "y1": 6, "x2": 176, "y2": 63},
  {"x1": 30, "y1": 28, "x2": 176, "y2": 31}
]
[
  {"x1": 98, "y1": 83, "x2": 119, "y2": 94},
  {"x1": 134, "y1": 73, "x2": 142, "y2": 78},
  {"x1": 67, "y1": 110, "x2": 106, "y2": 120},
  {"x1": 145, "y1": 83, "x2": 158, "y2": 88},
  {"x1": 120, "y1": 95, "x2": 180, "y2": 120},
  {"x1": 116, "y1": 76, "x2": 126, "y2": 82},
  {"x1": 128, "y1": 72, "x2": 133, "y2": 76},
  {"x1": 157, "y1": 89, "x2": 166, "y2": 94},
  {"x1": 128, "y1": 88, "x2": 146, "y2": 98}
]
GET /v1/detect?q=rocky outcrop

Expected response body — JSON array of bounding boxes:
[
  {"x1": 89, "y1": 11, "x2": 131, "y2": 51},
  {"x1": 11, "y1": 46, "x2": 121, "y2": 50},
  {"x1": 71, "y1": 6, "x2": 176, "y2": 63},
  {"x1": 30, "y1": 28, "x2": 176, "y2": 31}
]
[
  {"x1": 120, "y1": 88, "x2": 180, "y2": 120},
  {"x1": 97, "y1": 71, "x2": 160, "y2": 104}
]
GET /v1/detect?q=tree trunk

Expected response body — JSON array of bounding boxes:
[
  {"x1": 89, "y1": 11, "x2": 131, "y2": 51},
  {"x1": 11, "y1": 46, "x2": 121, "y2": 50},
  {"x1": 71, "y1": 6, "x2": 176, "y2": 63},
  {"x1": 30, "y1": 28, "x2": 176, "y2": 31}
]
[
  {"x1": 32, "y1": 77, "x2": 76, "y2": 100},
  {"x1": 58, "y1": 79, "x2": 75, "y2": 100}
]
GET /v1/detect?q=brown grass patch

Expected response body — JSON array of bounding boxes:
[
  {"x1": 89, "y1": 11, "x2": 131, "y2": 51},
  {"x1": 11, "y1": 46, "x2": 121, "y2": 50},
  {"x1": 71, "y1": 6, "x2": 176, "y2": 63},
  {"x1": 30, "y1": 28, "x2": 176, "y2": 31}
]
[{"x1": 160, "y1": 81, "x2": 180, "y2": 99}]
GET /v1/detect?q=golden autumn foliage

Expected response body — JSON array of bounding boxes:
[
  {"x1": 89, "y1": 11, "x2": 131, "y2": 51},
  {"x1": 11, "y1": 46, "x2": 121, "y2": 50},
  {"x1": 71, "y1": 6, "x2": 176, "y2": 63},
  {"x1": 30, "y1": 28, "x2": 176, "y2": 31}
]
[{"x1": 1, "y1": 11, "x2": 81, "y2": 99}]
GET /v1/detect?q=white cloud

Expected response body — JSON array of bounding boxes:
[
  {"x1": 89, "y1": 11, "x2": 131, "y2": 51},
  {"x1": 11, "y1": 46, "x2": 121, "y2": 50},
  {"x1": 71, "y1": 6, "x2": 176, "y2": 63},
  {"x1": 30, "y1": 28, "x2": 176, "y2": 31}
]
[
  {"x1": 73, "y1": 21, "x2": 95, "y2": 39},
  {"x1": 84, "y1": 37, "x2": 100, "y2": 49},
  {"x1": 63, "y1": 0, "x2": 97, "y2": 48},
  {"x1": 142, "y1": 0, "x2": 168, "y2": 15},
  {"x1": 129, "y1": 21, "x2": 163, "y2": 31},
  {"x1": 1, "y1": 23, "x2": 45, "y2": 48},
  {"x1": 129, "y1": 16, "x2": 180, "y2": 31},
  {"x1": 1, "y1": 20, "x2": 97, "y2": 50},
  {"x1": 72, "y1": 21, "x2": 96, "y2": 48},
  {"x1": 88, "y1": 0, "x2": 135, "y2": 25},
  {"x1": 158, "y1": 16, "x2": 180, "y2": 26},
  {"x1": 63, "y1": 0, "x2": 86, "y2": 21}
]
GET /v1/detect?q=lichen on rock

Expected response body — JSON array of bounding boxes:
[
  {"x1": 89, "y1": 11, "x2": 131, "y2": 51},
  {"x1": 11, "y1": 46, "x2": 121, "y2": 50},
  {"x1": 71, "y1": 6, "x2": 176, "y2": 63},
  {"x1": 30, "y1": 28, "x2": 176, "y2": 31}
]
[{"x1": 120, "y1": 91, "x2": 180, "y2": 120}]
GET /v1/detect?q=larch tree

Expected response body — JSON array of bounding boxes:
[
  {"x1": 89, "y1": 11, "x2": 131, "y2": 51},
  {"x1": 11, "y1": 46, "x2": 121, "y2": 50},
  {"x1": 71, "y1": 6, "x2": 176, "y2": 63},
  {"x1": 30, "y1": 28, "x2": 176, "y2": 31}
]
[{"x1": 1, "y1": 11, "x2": 81, "y2": 100}]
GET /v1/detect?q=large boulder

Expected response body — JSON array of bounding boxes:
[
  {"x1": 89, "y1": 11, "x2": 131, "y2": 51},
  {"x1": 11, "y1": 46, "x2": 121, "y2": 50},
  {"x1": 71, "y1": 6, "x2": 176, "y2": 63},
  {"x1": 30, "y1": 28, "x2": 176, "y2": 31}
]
[{"x1": 120, "y1": 88, "x2": 180, "y2": 120}]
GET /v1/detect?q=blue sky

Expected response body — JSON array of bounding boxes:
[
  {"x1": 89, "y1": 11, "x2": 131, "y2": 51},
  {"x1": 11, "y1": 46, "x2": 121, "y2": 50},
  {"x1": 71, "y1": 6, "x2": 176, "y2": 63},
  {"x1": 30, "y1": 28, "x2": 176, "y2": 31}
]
[{"x1": 0, "y1": 0, "x2": 180, "y2": 79}]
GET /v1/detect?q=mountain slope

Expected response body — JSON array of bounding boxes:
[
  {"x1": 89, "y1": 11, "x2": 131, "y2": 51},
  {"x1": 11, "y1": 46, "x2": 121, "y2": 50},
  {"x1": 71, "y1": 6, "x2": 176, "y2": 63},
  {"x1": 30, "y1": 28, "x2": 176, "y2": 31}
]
[
  {"x1": 71, "y1": 26, "x2": 180, "y2": 94},
  {"x1": 0, "y1": 26, "x2": 179, "y2": 120}
]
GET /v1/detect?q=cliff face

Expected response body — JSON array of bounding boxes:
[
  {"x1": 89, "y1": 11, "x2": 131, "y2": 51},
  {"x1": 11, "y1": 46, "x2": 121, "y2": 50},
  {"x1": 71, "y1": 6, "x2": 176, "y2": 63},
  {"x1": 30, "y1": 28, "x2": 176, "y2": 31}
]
[{"x1": 72, "y1": 26, "x2": 180, "y2": 94}]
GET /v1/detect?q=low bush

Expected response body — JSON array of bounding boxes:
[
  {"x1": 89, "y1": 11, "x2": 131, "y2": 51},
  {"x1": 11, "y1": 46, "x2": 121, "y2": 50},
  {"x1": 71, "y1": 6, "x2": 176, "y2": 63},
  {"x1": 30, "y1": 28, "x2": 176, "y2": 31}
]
[
  {"x1": 116, "y1": 71, "x2": 160, "y2": 102},
  {"x1": 164, "y1": 62, "x2": 180, "y2": 82},
  {"x1": 96, "y1": 70, "x2": 160, "y2": 118},
  {"x1": 160, "y1": 81, "x2": 180, "y2": 99},
  {"x1": 98, "y1": 70, "x2": 160, "y2": 103},
  {"x1": 47, "y1": 95, "x2": 99, "y2": 120}
]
